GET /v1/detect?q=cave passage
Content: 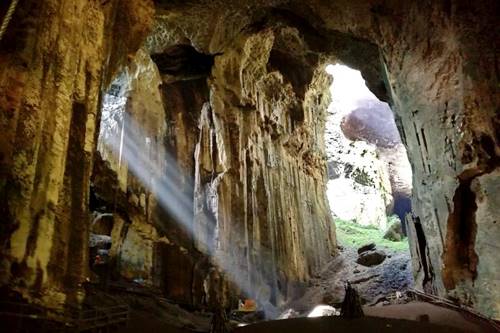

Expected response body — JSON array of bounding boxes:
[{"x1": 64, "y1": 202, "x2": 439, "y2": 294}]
[{"x1": 1, "y1": 1, "x2": 498, "y2": 332}]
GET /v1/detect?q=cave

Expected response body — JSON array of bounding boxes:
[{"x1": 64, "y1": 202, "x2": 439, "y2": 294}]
[{"x1": 0, "y1": 1, "x2": 499, "y2": 332}]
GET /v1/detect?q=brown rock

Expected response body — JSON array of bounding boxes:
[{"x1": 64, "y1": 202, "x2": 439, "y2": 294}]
[
  {"x1": 357, "y1": 250, "x2": 387, "y2": 267},
  {"x1": 357, "y1": 243, "x2": 376, "y2": 255}
]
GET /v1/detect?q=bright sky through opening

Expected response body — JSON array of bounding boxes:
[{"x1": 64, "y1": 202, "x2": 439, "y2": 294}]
[{"x1": 325, "y1": 64, "x2": 379, "y2": 112}]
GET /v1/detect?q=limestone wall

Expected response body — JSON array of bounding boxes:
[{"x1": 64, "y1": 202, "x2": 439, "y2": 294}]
[
  {"x1": 0, "y1": 0, "x2": 154, "y2": 309},
  {"x1": 155, "y1": 27, "x2": 337, "y2": 310}
]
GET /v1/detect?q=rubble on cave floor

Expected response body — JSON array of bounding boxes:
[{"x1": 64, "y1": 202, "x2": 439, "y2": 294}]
[
  {"x1": 265, "y1": 245, "x2": 498, "y2": 333},
  {"x1": 284, "y1": 244, "x2": 413, "y2": 315},
  {"x1": 285, "y1": 217, "x2": 414, "y2": 311}
]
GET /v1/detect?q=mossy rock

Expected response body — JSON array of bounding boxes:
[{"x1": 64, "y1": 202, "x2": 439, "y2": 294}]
[{"x1": 384, "y1": 219, "x2": 403, "y2": 242}]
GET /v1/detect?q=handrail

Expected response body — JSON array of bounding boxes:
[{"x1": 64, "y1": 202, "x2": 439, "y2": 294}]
[
  {"x1": 0, "y1": 0, "x2": 19, "y2": 42},
  {"x1": 0, "y1": 301, "x2": 130, "y2": 332},
  {"x1": 408, "y1": 288, "x2": 500, "y2": 331}
]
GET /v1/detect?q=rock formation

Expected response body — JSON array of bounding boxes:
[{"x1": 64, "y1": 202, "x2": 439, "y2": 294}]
[
  {"x1": 0, "y1": 0, "x2": 498, "y2": 322},
  {"x1": 0, "y1": 0, "x2": 155, "y2": 308}
]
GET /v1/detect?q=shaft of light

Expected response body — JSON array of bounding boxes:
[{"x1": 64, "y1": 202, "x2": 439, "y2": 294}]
[{"x1": 102, "y1": 117, "x2": 279, "y2": 316}]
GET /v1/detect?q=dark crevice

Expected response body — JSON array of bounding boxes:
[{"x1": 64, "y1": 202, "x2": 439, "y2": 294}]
[
  {"x1": 420, "y1": 128, "x2": 429, "y2": 154},
  {"x1": 267, "y1": 49, "x2": 313, "y2": 100},
  {"x1": 413, "y1": 122, "x2": 421, "y2": 147},
  {"x1": 413, "y1": 217, "x2": 435, "y2": 293},
  {"x1": 63, "y1": 102, "x2": 89, "y2": 290},
  {"x1": 442, "y1": 131, "x2": 499, "y2": 292},
  {"x1": 393, "y1": 195, "x2": 411, "y2": 234},
  {"x1": 395, "y1": 115, "x2": 407, "y2": 146},
  {"x1": 151, "y1": 45, "x2": 216, "y2": 79},
  {"x1": 433, "y1": 208, "x2": 445, "y2": 246},
  {"x1": 479, "y1": 133, "x2": 496, "y2": 162},
  {"x1": 23, "y1": 213, "x2": 41, "y2": 260},
  {"x1": 443, "y1": 0, "x2": 452, "y2": 17},
  {"x1": 442, "y1": 177, "x2": 478, "y2": 292}
]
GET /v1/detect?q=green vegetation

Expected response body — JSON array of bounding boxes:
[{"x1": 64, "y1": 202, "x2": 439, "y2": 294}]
[
  {"x1": 386, "y1": 214, "x2": 401, "y2": 226},
  {"x1": 334, "y1": 217, "x2": 409, "y2": 252}
]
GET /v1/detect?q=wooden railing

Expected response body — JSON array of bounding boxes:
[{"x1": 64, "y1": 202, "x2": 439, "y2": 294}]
[
  {"x1": 408, "y1": 288, "x2": 500, "y2": 331},
  {"x1": 0, "y1": 301, "x2": 130, "y2": 332},
  {"x1": 75, "y1": 304, "x2": 130, "y2": 332},
  {"x1": 0, "y1": 301, "x2": 68, "y2": 332}
]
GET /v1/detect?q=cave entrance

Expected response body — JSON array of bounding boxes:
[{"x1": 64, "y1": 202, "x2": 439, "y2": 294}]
[{"x1": 323, "y1": 63, "x2": 414, "y2": 304}]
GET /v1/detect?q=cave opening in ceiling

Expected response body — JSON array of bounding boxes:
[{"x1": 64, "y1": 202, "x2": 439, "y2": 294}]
[
  {"x1": 325, "y1": 64, "x2": 413, "y2": 233},
  {"x1": 319, "y1": 63, "x2": 414, "y2": 301}
]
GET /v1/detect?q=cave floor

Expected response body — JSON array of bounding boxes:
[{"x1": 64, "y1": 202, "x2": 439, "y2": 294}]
[
  {"x1": 286, "y1": 244, "x2": 413, "y2": 312},
  {"x1": 124, "y1": 310, "x2": 195, "y2": 333},
  {"x1": 237, "y1": 301, "x2": 499, "y2": 333},
  {"x1": 80, "y1": 247, "x2": 499, "y2": 333},
  {"x1": 82, "y1": 283, "x2": 212, "y2": 332},
  {"x1": 80, "y1": 281, "x2": 499, "y2": 333},
  {"x1": 118, "y1": 302, "x2": 498, "y2": 333},
  {"x1": 233, "y1": 314, "x2": 485, "y2": 333}
]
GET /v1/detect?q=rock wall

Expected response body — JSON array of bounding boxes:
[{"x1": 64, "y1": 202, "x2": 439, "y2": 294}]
[
  {"x1": 325, "y1": 102, "x2": 394, "y2": 229},
  {"x1": 308, "y1": 0, "x2": 500, "y2": 318},
  {"x1": 369, "y1": 2, "x2": 500, "y2": 318},
  {"x1": 196, "y1": 28, "x2": 337, "y2": 308},
  {"x1": 93, "y1": 48, "x2": 166, "y2": 288},
  {"x1": 0, "y1": 0, "x2": 154, "y2": 309},
  {"x1": 91, "y1": 26, "x2": 337, "y2": 312},
  {"x1": 324, "y1": 67, "x2": 410, "y2": 230},
  {"x1": 151, "y1": 0, "x2": 499, "y2": 319},
  {"x1": 334, "y1": 97, "x2": 413, "y2": 227}
]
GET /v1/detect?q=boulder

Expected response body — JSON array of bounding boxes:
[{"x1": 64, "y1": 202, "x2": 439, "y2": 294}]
[
  {"x1": 356, "y1": 250, "x2": 386, "y2": 267},
  {"x1": 384, "y1": 219, "x2": 404, "y2": 242},
  {"x1": 357, "y1": 243, "x2": 376, "y2": 254}
]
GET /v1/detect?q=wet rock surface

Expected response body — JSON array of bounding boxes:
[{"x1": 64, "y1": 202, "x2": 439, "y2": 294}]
[
  {"x1": 147, "y1": 0, "x2": 500, "y2": 318},
  {"x1": 0, "y1": 0, "x2": 155, "y2": 308},
  {"x1": 85, "y1": 22, "x2": 338, "y2": 313}
]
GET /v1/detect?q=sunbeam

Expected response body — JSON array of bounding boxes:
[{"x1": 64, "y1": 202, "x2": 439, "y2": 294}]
[{"x1": 101, "y1": 115, "x2": 279, "y2": 316}]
